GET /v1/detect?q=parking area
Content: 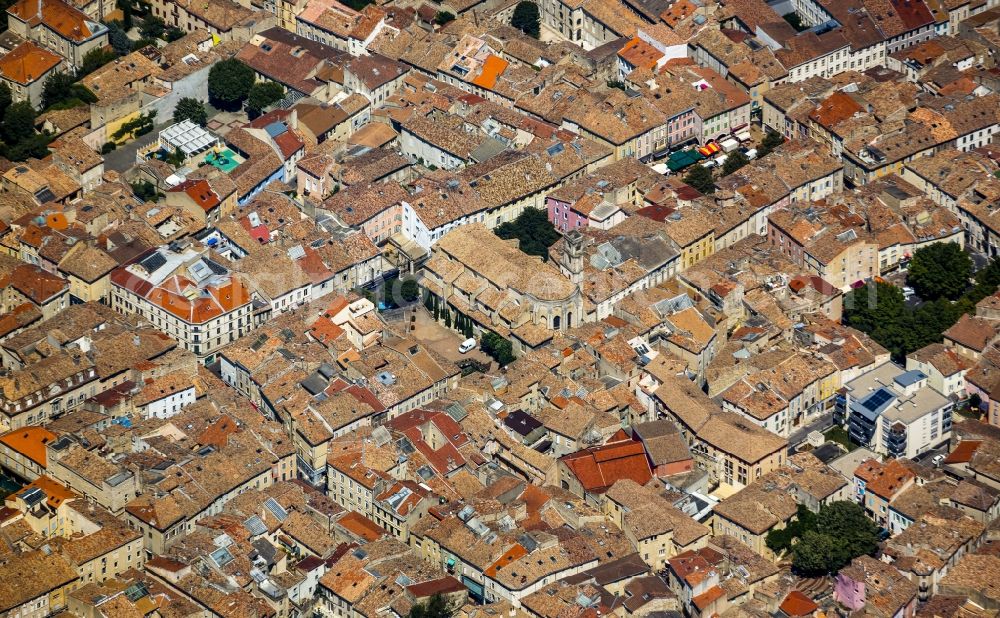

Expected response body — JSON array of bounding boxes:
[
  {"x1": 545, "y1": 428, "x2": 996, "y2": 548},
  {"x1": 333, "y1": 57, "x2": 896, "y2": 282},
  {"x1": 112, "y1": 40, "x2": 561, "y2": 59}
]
[{"x1": 393, "y1": 306, "x2": 494, "y2": 366}]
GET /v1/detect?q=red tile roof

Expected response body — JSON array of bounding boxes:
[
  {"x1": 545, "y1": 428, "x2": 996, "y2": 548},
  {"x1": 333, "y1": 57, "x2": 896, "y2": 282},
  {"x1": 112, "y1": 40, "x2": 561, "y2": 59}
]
[
  {"x1": 0, "y1": 41, "x2": 61, "y2": 85},
  {"x1": 0, "y1": 427, "x2": 57, "y2": 467},
  {"x1": 169, "y1": 178, "x2": 221, "y2": 212},
  {"x1": 470, "y1": 54, "x2": 508, "y2": 90},
  {"x1": 943, "y1": 440, "x2": 983, "y2": 464},
  {"x1": 780, "y1": 590, "x2": 819, "y2": 617},
  {"x1": 559, "y1": 436, "x2": 653, "y2": 494}
]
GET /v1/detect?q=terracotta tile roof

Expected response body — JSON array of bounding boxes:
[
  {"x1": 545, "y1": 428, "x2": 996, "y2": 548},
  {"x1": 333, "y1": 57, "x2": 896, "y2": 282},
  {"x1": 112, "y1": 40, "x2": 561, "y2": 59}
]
[
  {"x1": 780, "y1": 590, "x2": 819, "y2": 617},
  {"x1": 470, "y1": 54, "x2": 508, "y2": 89},
  {"x1": 0, "y1": 426, "x2": 57, "y2": 467},
  {"x1": 944, "y1": 314, "x2": 997, "y2": 352},
  {"x1": 618, "y1": 37, "x2": 662, "y2": 71},
  {"x1": 336, "y1": 511, "x2": 386, "y2": 542},
  {"x1": 7, "y1": 0, "x2": 103, "y2": 42},
  {"x1": 0, "y1": 41, "x2": 61, "y2": 85},
  {"x1": 169, "y1": 178, "x2": 220, "y2": 212},
  {"x1": 559, "y1": 435, "x2": 652, "y2": 494},
  {"x1": 943, "y1": 440, "x2": 983, "y2": 464}
]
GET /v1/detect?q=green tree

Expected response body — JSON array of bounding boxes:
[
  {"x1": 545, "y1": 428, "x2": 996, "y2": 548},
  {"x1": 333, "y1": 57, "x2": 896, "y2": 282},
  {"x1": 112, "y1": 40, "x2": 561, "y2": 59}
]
[
  {"x1": 790, "y1": 502, "x2": 878, "y2": 576},
  {"x1": 721, "y1": 150, "x2": 749, "y2": 176},
  {"x1": 444, "y1": 309, "x2": 452, "y2": 328},
  {"x1": 494, "y1": 207, "x2": 560, "y2": 261},
  {"x1": 79, "y1": 47, "x2": 117, "y2": 77},
  {"x1": 792, "y1": 530, "x2": 845, "y2": 577},
  {"x1": 246, "y1": 81, "x2": 285, "y2": 118},
  {"x1": 130, "y1": 180, "x2": 158, "y2": 201},
  {"x1": 757, "y1": 130, "x2": 784, "y2": 157},
  {"x1": 434, "y1": 10, "x2": 455, "y2": 24},
  {"x1": 1, "y1": 101, "x2": 37, "y2": 144},
  {"x1": 117, "y1": 0, "x2": 133, "y2": 29},
  {"x1": 0, "y1": 82, "x2": 12, "y2": 122},
  {"x1": 408, "y1": 594, "x2": 453, "y2": 618},
  {"x1": 400, "y1": 279, "x2": 420, "y2": 303},
  {"x1": 107, "y1": 21, "x2": 133, "y2": 55},
  {"x1": 101, "y1": 141, "x2": 117, "y2": 154},
  {"x1": 139, "y1": 16, "x2": 165, "y2": 39},
  {"x1": 42, "y1": 71, "x2": 76, "y2": 109},
  {"x1": 765, "y1": 504, "x2": 818, "y2": 555},
  {"x1": 208, "y1": 58, "x2": 254, "y2": 111},
  {"x1": 5, "y1": 133, "x2": 50, "y2": 161},
  {"x1": 511, "y1": 1, "x2": 541, "y2": 38},
  {"x1": 173, "y1": 97, "x2": 208, "y2": 126},
  {"x1": 482, "y1": 332, "x2": 515, "y2": 366},
  {"x1": 816, "y1": 501, "x2": 880, "y2": 559},
  {"x1": 907, "y1": 242, "x2": 972, "y2": 301},
  {"x1": 970, "y1": 393, "x2": 983, "y2": 411},
  {"x1": 683, "y1": 163, "x2": 716, "y2": 194}
]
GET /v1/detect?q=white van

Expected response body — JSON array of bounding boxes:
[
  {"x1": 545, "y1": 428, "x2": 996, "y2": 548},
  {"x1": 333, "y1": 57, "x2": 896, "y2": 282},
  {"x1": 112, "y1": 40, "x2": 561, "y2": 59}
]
[
  {"x1": 459, "y1": 338, "x2": 477, "y2": 353},
  {"x1": 744, "y1": 148, "x2": 758, "y2": 160},
  {"x1": 701, "y1": 159, "x2": 717, "y2": 169}
]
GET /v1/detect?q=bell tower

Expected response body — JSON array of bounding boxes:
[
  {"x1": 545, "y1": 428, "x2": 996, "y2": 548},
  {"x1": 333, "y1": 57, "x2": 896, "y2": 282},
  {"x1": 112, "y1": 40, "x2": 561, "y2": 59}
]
[{"x1": 561, "y1": 230, "x2": 585, "y2": 285}]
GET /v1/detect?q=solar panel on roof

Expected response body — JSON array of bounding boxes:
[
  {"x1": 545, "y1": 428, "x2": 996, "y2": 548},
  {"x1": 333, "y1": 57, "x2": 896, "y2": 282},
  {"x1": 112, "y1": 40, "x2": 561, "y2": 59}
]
[
  {"x1": 264, "y1": 497, "x2": 288, "y2": 521},
  {"x1": 124, "y1": 583, "x2": 149, "y2": 602},
  {"x1": 244, "y1": 515, "x2": 267, "y2": 536},
  {"x1": 140, "y1": 251, "x2": 167, "y2": 273},
  {"x1": 862, "y1": 388, "x2": 895, "y2": 412}
]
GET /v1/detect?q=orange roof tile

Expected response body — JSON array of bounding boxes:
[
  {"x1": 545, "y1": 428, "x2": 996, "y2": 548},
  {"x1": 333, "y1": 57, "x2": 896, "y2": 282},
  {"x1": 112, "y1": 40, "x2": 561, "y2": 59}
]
[
  {"x1": 17, "y1": 475, "x2": 78, "y2": 509},
  {"x1": 337, "y1": 511, "x2": 386, "y2": 541},
  {"x1": 0, "y1": 427, "x2": 57, "y2": 467},
  {"x1": 780, "y1": 590, "x2": 819, "y2": 617},
  {"x1": 485, "y1": 543, "x2": 529, "y2": 577},
  {"x1": 618, "y1": 37, "x2": 662, "y2": 71},
  {"x1": 0, "y1": 41, "x2": 61, "y2": 85},
  {"x1": 470, "y1": 54, "x2": 508, "y2": 90},
  {"x1": 8, "y1": 0, "x2": 103, "y2": 42}
]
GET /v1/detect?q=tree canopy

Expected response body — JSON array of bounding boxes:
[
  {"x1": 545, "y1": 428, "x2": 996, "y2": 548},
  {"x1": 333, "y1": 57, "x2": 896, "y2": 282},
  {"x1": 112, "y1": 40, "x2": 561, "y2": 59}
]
[
  {"x1": 408, "y1": 594, "x2": 453, "y2": 618},
  {"x1": 173, "y1": 97, "x2": 208, "y2": 126},
  {"x1": 907, "y1": 242, "x2": 972, "y2": 301},
  {"x1": 42, "y1": 71, "x2": 76, "y2": 109},
  {"x1": 208, "y1": 58, "x2": 255, "y2": 111},
  {"x1": 246, "y1": 81, "x2": 285, "y2": 118},
  {"x1": 721, "y1": 150, "x2": 750, "y2": 176},
  {"x1": 791, "y1": 502, "x2": 879, "y2": 576},
  {"x1": 511, "y1": 1, "x2": 541, "y2": 38},
  {"x1": 2, "y1": 100, "x2": 37, "y2": 144},
  {"x1": 844, "y1": 281, "x2": 967, "y2": 361},
  {"x1": 757, "y1": 130, "x2": 784, "y2": 157},
  {"x1": 107, "y1": 21, "x2": 133, "y2": 55},
  {"x1": 400, "y1": 279, "x2": 420, "y2": 303},
  {"x1": 683, "y1": 163, "x2": 716, "y2": 194},
  {"x1": 79, "y1": 47, "x2": 117, "y2": 77},
  {"x1": 481, "y1": 332, "x2": 515, "y2": 366},
  {"x1": 494, "y1": 207, "x2": 560, "y2": 261}
]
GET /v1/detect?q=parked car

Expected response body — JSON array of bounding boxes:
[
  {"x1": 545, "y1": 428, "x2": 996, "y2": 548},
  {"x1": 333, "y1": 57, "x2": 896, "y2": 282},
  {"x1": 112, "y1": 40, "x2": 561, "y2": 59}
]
[
  {"x1": 744, "y1": 148, "x2": 758, "y2": 160},
  {"x1": 459, "y1": 338, "x2": 477, "y2": 353},
  {"x1": 902, "y1": 286, "x2": 915, "y2": 299},
  {"x1": 932, "y1": 454, "x2": 945, "y2": 467}
]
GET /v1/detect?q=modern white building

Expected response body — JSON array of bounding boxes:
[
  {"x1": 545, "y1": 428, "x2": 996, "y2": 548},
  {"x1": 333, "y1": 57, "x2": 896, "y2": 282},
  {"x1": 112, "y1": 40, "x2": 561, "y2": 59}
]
[{"x1": 843, "y1": 363, "x2": 953, "y2": 459}]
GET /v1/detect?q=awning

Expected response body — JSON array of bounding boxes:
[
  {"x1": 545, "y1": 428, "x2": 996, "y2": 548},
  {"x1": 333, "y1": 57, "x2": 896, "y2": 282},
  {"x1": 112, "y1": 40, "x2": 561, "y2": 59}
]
[
  {"x1": 697, "y1": 142, "x2": 721, "y2": 156},
  {"x1": 667, "y1": 149, "x2": 704, "y2": 171},
  {"x1": 736, "y1": 130, "x2": 752, "y2": 142},
  {"x1": 720, "y1": 138, "x2": 740, "y2": 152}
]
